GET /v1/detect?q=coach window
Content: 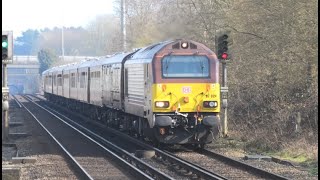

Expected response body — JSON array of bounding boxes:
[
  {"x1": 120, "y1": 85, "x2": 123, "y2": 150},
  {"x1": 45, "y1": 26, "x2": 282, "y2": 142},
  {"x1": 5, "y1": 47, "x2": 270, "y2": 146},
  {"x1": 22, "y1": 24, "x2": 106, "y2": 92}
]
[
  {"x1": 85, "y1": 72, "x2": 87, "y2": 88},
  {"x1": 95, "y1": 72, "x2": 100, "y2": 88},
  {"x1": 57, "y1": 74, "x2": 62, "y2": 86},
  {"x1": 63, "y1": 74, "x2": 68, "y2": 86},
  {"x1": 53, "y1": 75, "x2": 56, "y2": 86},
  {"x1": 49, "y1": 75, "x2": 52, "y2": 85},
  {"x1": 71, "y1": 73, "x2": 76, "y2": 88},
  {"x1": 45, "y1": 76, "x2": 48, "y2": 85},
  {"x1": 80, "y1": 72, "x2": 85, "y2": 88}
]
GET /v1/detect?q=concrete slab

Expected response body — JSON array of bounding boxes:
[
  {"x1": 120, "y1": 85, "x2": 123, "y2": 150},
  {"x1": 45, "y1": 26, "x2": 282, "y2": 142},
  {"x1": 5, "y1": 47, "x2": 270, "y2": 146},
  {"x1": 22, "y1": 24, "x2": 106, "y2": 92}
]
[
  {"x1": 2, "y1": 167, "x2": 20, "y2": 180},
  {"x1": 135, "y1": 150, "x2": 155, "y2": 158},
  {"x1": 271, "y1": 157, "x2": 296, "y2": 167},
  {"x1": 2, "y1": 146, "x2": 18, "y2": 161},
  {"x1": 9, "y1": 122, "x2": 24, "y2": 127},
  {"x1": 2, "y1": 143, "x2": 17, "y2": 147},
  {"x1": 244, "y1": 155, "x2": 272, "y2": 161},
  {"x1": 11, "y1": 157, "x2": 37, "y2": 164},
  {"x1": 8, "y1": 133, "x2": 29, "y2": 137}
]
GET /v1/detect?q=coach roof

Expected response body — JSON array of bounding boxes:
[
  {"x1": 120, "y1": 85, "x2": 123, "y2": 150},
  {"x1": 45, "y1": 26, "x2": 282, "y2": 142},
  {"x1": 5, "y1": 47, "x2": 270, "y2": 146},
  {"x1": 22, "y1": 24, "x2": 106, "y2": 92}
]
[
  {"x1": 91, "y1": 52, "x2": 133, "y2": 67},
  {"x1": 77, "y1": 58, "x2": 98, "y2": 69},
  {"x1": 128, "y1": 40, "x2": 174, "y2": 61}
]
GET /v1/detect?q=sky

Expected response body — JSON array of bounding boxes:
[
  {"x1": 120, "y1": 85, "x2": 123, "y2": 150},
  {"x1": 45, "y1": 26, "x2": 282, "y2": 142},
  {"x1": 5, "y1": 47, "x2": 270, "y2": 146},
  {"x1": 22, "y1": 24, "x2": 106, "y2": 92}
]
[{"x1": 2, "y1": 0, "x2": 115, "y2": 37}]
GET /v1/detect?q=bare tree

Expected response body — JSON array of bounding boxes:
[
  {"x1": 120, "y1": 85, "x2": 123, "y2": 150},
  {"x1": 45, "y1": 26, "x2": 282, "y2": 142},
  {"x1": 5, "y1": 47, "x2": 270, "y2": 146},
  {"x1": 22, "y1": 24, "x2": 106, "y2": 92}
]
[
  {"x1": 86, "y1": 14, "x2": 123, "y2": 55},
  {"x1": 110, "y1": 0, "x2": 318, "y2": 148}
]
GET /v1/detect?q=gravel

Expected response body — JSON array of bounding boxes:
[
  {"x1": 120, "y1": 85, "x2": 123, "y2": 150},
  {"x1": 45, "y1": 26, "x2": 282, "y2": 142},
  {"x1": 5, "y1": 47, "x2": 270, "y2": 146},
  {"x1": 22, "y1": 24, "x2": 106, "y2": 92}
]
[
  {"x1": 205, "y1": 140, "x2": 318, "y2": 180},
  {"x1": 2, "y1": 97, "x2": 78, "y2": 179},
  {"x1": 3, "y1": 96, "x2": 317, "y2": 180}
]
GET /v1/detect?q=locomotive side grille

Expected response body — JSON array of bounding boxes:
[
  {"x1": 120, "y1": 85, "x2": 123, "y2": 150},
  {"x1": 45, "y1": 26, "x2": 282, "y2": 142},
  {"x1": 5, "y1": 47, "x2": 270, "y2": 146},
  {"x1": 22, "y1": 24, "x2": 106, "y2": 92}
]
[
  {"x1": 172, "y1": 43, "x2": 180, "y2": 49},
  {"x1": 190, "y1": 43, "x2": 197, "y2": 49},
  {"x1": 127, "y1": 64, "x2": 145, "y2": 105}
]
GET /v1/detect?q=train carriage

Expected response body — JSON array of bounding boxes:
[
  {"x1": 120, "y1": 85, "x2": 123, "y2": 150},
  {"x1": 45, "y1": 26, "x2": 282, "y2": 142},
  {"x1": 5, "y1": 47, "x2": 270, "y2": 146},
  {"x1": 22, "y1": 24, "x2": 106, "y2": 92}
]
[
  {"x1": 43, "y1": 39, "x2": 221, "y2": 147},
  {"x1": 100, "y1": 53, "x2": 133, "y2": 110}
]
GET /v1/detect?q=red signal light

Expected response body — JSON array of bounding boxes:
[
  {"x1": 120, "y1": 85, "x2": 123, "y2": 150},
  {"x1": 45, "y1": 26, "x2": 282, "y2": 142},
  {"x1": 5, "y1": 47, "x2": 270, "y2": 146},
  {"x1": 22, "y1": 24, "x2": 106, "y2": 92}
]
[{"x1": 221, "y1": 53, "x2": 228, "y2": 59}]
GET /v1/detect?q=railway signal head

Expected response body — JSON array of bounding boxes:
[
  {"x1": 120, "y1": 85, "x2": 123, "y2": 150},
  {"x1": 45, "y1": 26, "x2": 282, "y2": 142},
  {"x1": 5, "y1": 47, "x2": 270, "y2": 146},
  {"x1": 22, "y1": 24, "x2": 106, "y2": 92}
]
[
  {"x1": 215, "y1": 30, "x2": 232, "y2": 61},
  {"x1": 2, "y1": 35, "x2": 8, "y2": 59},
  {"x1": 2, "y1": 31, "x2": 13, "y2": 63}
]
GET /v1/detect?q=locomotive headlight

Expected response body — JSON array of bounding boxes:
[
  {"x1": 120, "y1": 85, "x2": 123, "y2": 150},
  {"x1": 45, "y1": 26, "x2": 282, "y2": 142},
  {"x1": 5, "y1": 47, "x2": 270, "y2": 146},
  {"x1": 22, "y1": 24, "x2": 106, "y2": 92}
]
[
  {"x1": 203, "y1": 101, "x2": 218, "y2": 108},
  {"x1": 209, "y1": 101, "x2": 216, "y2": 107},
  {"x1": 181, "y1": 42, "x2": 188, "y2": 49},
  {"x1": 155, "y1": 101, "x2": 170, "y2": 108}
]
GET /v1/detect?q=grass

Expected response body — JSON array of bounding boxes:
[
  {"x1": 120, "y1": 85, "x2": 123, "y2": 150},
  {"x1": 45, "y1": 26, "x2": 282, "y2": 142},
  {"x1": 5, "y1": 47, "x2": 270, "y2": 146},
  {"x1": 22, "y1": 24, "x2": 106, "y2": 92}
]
[
  {"x1": 218, "y1": 133, "x2": 318, "y2": 176},
  {"x1": 268, "y1": 151, "x2": 308, "y2": 163},
  {"x1": 249, "y1": 138, "x2": 318, "y2": 176},
  {"x1": 269, "y1": 151, "x2": 317, "y2": 175},
  {"x1": 308, "y1": 165, "x2": 318, "y2": 176},
  {"x1": 213, "y1": 136, "x2": 247, "y2": 149}
]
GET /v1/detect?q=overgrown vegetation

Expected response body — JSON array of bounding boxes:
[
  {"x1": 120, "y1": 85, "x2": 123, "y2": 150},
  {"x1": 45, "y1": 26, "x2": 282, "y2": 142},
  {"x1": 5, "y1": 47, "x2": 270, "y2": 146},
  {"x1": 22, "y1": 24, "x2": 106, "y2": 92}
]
[{"x1": 37, "y1": 48, "x2": 58, "y2": 74}]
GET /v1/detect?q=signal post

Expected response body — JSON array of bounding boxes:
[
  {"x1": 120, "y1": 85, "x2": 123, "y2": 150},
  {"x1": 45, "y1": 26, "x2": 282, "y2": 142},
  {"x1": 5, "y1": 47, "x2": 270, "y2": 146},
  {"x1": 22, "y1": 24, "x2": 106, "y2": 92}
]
[
  {"x1": 2, "y1": 31, "x2": 13, "y2": 143},
  {"x1": 215, "y1": 29, "x2": 231, "y2": 137}
]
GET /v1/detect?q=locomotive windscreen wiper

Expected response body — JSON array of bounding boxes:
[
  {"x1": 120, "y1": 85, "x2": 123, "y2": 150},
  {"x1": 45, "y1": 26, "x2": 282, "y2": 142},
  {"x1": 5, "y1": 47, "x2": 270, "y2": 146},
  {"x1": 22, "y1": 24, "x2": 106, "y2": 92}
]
[
  {"x1": 164, "y1": 56, "x2": 172, "y2": 77},
  {"x1": 192, "y1": 55, "x2": 205, "y2": 76},
  {"x1": 200, "y1": 58, "x2": 205, "y2": 76}
]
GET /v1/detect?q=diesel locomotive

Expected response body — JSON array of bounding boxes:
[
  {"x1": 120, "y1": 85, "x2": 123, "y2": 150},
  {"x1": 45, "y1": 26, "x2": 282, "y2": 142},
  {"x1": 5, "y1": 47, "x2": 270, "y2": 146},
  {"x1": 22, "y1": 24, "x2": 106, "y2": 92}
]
[{"x1": 42, "y1": 39, "x2": 221, "y2": 147}]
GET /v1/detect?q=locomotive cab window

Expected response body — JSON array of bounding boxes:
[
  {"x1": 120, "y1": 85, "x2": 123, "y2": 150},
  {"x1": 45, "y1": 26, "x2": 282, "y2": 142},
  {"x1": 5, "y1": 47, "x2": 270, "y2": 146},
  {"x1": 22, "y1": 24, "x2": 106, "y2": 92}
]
[{"x1": 161, "y1": 55, "x2": 210, "y2": 78}]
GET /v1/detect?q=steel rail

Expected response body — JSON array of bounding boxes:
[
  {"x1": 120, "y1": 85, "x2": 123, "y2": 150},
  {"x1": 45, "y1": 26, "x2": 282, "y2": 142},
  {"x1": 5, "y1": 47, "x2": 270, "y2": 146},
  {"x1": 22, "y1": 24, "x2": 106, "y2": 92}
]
[
  {"x1": 34, "y1": 94, "x2": 291, "y2": 180},
  {"x1": 19, "y1": 96, "x2": 94, "y2": 180},
  {"x1": 11, "y1": 94, "x2": 22, "y2": 108},
  {"x1": 25, "y1": 95, "x2": 173, "y2": 180},
  {"x1": 58, "y1": 110, "x2": 227, "y2": 180},
  {"x1": 197, "y1": 149, "x2": 290, "y2": 180}
]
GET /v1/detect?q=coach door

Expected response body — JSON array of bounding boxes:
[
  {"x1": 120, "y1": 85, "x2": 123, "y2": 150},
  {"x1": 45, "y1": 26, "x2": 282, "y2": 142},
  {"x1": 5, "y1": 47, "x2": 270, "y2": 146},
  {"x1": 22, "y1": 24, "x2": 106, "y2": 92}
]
[
  {"x1": 102, "y1": 65, "x2": 112, "y2": 106},
  {"x1": 61, "y1": 71, "x2": 64, "y2": 97},
  {"x1": 111, "y1": 65, "x2": 121, "y2": 108},
  {"x1": 102, "y1": 66, "x2": 106, "y2": 104},
  {"x1": 87, "y1": 68, "x2": 90, "y2": 103}
]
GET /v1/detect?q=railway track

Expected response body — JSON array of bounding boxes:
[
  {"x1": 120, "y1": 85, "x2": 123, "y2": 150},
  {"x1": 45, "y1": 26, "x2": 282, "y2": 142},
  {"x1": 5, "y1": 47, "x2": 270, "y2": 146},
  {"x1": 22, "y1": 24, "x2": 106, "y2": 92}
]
[
  {"x1": 29, "y1": 94, "x2": 227, "y2": 179},
  {"x1": 10, "y1": 94, "x2": 22, "y2": 108},
  {"x1": 17, "y1": 95, "x2": 159, "y2": 180},
  {"x1": 15, "y1": 95, "x2": 94, "y2": 180},
  {"x1": 172, "y1": 149, "x2": 291, "y2": 180},
  {"x1": 196, "y1": 149, "x2": 290, "y2": 179},
  {"x1": 98, "y1": 121, "x2": 290, "y2": 180},
  {"x1": 29, "y1": 94, "x2": 291, "y2": 179}
]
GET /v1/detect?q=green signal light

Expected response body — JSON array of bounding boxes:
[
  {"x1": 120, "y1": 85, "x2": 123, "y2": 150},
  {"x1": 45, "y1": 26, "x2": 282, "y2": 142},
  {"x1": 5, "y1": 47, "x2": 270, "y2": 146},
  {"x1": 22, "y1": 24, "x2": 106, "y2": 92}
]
[{"x1": 2, "y1": 41, "x2": 8, "y2": 48}]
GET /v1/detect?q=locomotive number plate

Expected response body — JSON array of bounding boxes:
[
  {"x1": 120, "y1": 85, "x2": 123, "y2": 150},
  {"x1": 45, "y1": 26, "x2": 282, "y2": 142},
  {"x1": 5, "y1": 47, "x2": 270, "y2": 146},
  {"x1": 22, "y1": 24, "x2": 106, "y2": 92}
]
[{"x1": 182, "y1": 86, "x2": 191, "y2": 94}]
